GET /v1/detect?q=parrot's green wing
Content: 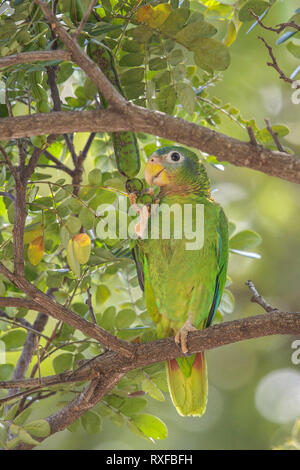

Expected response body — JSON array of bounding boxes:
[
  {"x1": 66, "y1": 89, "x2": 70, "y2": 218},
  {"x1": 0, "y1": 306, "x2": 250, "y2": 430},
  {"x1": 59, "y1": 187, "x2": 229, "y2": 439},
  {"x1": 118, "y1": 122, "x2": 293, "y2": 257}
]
[{"x1": 206, "y1": 207, "x2": 228, "y2": 327}]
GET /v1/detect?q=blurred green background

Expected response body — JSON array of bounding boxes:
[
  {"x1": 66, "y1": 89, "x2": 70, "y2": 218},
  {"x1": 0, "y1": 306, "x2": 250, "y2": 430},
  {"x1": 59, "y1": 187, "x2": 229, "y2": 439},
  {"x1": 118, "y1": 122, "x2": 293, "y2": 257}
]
[{"x1": 34, "y1": 0, "x2": 300, "y2": 449}]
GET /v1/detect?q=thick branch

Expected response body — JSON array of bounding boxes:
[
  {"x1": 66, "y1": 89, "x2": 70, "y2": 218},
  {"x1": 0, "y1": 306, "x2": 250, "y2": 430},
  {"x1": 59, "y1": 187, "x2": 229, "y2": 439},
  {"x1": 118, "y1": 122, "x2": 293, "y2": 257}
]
[
  {"x1": 0, "y1": 297, "x2": 40, "y2": 310},
  {"x1": 5, "y1": 307, "x2": 300, "y2": 449},
  {"x1": 0, "y1": 107, "x2": 299, "y2": 184},
  {"x1": 1, "y1": 311, "x2": 299, "y2": 391},
  {"x1": 38, "y1": 1, "x2": 126, "y2": 108},
  {"x1": 0, "y1": 50, "x2": 71, "y2": 70},
  {"x1": 0, "y1": 261, "x2": 135, "y2": 358},
  {"x1": 15, "y1": 372, "x2": 124, "y2": 450}
]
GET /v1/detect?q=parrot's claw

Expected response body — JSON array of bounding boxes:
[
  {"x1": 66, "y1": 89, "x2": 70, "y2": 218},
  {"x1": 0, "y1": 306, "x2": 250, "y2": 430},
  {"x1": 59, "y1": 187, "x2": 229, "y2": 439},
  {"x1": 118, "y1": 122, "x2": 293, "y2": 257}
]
[{"x1": 174, "y1": 319, "x2": 197, "y2": 354}]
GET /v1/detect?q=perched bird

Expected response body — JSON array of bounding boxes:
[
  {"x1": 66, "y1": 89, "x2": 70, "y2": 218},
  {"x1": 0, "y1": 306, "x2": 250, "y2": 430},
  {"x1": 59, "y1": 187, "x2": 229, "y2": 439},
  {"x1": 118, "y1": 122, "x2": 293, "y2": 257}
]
[{"x1": 132, "y1": 146, "x2": 228, "y2": 417}]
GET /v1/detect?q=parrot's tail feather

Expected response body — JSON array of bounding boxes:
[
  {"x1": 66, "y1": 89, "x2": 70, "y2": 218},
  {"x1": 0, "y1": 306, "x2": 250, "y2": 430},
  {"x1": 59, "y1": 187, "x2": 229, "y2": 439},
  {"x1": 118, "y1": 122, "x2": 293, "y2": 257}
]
[{"x1": 166, "y1": 352, "x2": 208, "y2": 417}]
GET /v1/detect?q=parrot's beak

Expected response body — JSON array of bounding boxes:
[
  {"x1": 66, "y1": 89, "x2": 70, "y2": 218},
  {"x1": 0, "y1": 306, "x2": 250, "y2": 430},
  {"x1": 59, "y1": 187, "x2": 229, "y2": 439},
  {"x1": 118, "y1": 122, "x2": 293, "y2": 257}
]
[{"x1": 145, "y1": 157, "x2": 169, "y2": 186}]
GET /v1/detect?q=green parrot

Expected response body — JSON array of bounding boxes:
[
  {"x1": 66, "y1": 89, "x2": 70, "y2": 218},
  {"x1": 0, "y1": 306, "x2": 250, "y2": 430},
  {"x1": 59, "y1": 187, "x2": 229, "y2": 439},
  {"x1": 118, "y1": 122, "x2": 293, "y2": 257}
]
[{"x1": 132, "y1": 146, "x2": 229, "y2": 417}]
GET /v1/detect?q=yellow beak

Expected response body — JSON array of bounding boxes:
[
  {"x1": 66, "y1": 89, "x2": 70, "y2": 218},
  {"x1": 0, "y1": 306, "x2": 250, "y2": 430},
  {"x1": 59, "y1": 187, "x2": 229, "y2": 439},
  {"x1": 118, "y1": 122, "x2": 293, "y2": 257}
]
[{"x1": 144, "y1": 160, "x2": 169, "y2": 186}]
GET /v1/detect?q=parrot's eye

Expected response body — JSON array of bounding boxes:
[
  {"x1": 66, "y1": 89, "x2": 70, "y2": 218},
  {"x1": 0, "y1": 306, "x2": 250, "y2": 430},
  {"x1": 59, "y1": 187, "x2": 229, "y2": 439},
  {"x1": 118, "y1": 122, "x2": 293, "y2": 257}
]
[
  {"x1": 169, "y1": 152, "x2": 182, "y2": 162},
  {"x1": 171, "y1": 152, "x2": 180, "y2": 161}
]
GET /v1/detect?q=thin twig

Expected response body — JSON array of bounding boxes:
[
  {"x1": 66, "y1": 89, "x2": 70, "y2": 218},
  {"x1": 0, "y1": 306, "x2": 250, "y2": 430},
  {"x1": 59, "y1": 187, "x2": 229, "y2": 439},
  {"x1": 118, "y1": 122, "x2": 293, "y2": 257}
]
[
  {"x1": 264, "y1": 118, "x2": 285, "y2": 152},
  {"x1": 73, "y1": 0, "x2": 98, "y2": 38},
  {"x1": 42, "y1": 150, "x2": 74, "y2": 176},
  {"x1": 0, "y1": 311, "x2": 50, "y2": 340},
  {"x1": 249, "y1": 9, "x2": 300, "y2": 34},
  {"x1": 0, "y1": 145, "x2": 18, "y2": 180},
  {"x1": 247, "y1": 126, "x2": 258, "y2": 146},
  {"x1": 86, "y1": 287, "x2": 97, "y2": 324},
  {"x1": 259, "y1": 36, "x2": 300, "y2": 89},
  {"x1": 245, "y1": 280, "x2": 280, "y2": 313}
]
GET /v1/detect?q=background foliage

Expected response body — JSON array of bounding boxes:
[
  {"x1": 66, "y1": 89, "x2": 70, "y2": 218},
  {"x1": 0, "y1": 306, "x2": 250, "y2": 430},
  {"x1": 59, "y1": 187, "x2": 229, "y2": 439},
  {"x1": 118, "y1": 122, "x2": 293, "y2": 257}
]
[{"x1": 0, "y1": 0, "x2": 299, "y2": 450}]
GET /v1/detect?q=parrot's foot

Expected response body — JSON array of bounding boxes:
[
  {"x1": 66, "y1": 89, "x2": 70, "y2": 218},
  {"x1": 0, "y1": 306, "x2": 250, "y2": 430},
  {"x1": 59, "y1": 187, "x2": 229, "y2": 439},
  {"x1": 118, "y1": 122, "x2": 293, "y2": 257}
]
[{"x1": 175, "y1": 319, "x2": 197, "y2": 354}]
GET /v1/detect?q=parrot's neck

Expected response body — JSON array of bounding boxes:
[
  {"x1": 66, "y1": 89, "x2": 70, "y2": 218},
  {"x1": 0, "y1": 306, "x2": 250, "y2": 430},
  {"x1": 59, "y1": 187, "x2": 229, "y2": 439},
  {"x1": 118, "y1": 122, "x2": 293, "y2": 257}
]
[{"x1": 159, "y1": 182, "x2": 210, "y2": 200}]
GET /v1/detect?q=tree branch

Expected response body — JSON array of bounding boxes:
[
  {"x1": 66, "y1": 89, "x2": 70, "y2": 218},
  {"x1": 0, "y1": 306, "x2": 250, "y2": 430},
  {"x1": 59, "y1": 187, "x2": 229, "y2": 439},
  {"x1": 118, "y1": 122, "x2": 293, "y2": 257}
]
[
  {"x1": 38, "y1": 1, "x2": 126, "y2": 108},
  {"x1": 0, "y1": 106, "x2": 299, "y2": 184},
  {"x1": 73, "y1": 0, "x2": 98, "y2": 38},
  {"x1": 1, "y1": 311, "x2": 299, "y2": 391},
  {"x1": 1, "y1": 308, "x2": 299, "y2": 448},
  {"x1": 259, "y1": 36, "x2": 300, "y2": 89},
  {"x1": 0, "y1": 50, "x2": 71, "y2": 70},
  {"x1": 264, "y1": 118, "x2": 285, "y2": 152},
  {"x1": 0, "y1": 261, "x2": 135, "y2": 358},
  {"x1": 249, "y1": 9, "x2": 300, "y2": 34},
  {"x1": 15, "y1": 373, "x2": 125, "y2": 450}
]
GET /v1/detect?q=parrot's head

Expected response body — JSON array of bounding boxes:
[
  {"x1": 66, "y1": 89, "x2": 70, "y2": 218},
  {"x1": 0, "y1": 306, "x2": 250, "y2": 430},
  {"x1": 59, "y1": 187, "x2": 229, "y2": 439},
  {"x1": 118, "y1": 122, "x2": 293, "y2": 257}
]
[{"x1": 144, "y1": 146, "x2": 210, "y2": 196}]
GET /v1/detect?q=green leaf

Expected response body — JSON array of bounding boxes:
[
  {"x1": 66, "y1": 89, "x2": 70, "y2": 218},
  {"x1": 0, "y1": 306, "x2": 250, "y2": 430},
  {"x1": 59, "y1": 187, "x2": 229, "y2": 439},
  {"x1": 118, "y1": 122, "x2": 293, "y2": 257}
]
[
  {"x1": 239, "y1": 1, "x2": 270, "y2": 22},
  {"x1": 72, "y1": 302, "x2": 89, "y2": 316},
  {"x1": 66, "y1": 215, "x2": 82, "y2": 234},
  {"x1": 175, "y1": 21, "x2": 217, "y2": 49},
  {"x1": 256, "y1": 125, "x2": 289, "y2": 144},
  {"x1": 67, "y1": 238, "x2": 81, "y2": 277},
  {"x1": 47, "y1": 272, "x2": 64, "y2": 288},
  {"x1": 149, "y1": 57, "x2": 167, "y2": 71},
  {"x1": 219, "y1": 289, "x2": 235, "y2": 314},
  {"x1": 122, "y1": 39, "x2": 143, "y2": 53},
  {"x1": 52, "y1": 353, "x2": 73, "y2": 374},
  {"x1": 67, "y1": 418, "x2": 81, "y2": 432},
  {"x1": 120, "y1": 68, "x2": 145, "y2": 85},
  {"x1": 124, "y1": 83, "x2": 145, "y2": 100},
  {"x1": 1, "y1": 330, "x2": 27, "y2": 350},
  {"x1": 0, "y1": 104, "x2": 9, "y2": 118},
  {"x1": 229, "y1": 229, "x2": 262, "y2": 251},
  {"x1": 98, "y1": 305, "x2": 116, "y2": 330},
  {"x1": 119, "y1": 398, "x2": 147, "y2": 417},
  {"x1": 119, "y1": 53, "x2": 144, "y2": 67},
  {"x1": 88, "y1": 168, "x2": 102, "y2": 186},
  {"x1": 56, "y1": 62, "x2": 74, "y2": 84},
  {"x1": 133, "y1": 414, "x2": 168, "y2": 440},
  {"x1": 96, "y1": 284, "x2": 110, "y2": 306},
  {"x1": 131, "y1": 26, "x2": 153, "y2": 43},
  {"x1": 0, "y1": 364, "x2": 14, "y2": 380},
  {"x1": 6, "y1": 437, "x2": 20, "y2": 450},
  {"x1": 81, "y1": 411, "x2": 102, "y2": 435},
  {"x1": 287, "y1": 42, "x2": 300, "y2": 59},
  {"x1": 168, "y1": 49, "x2": 184, "y2": 66},
  {"x1": 24, "y1": 419, "x2": 50, "y2": 438},
  {"x1": 4, "y1": 403, "x2": 19, "y2": 421},
  {"x1": 116, "y1": 309, "x2": 136, "y2": 329},
  {"x1": 18, "y1": 429, "x2": 40, "y2": 446},
  {"x1": 67, "y1": 198, "x2": 82, "y2": 214},
  {"x1": 194, "y1": 38, "x2": 230, "y2": 71},
  {"x1": 156, "y1": 86, "x2": 177, "y2": 114},
  {"x1": 79, "y1": 207, "x2": 95, "y2": 230},
  {"x1": 14, "y1": 408, "x2": 33, "y2": 426},
  {"x1": 60, "y1": 226, "x2": 70, "y2": 249},
  {"x1": 153, "y1": 70, "x2": 171, "y2": 87},
  {"x1": 142, "y1": 379, "x2": 165, "y2": 402},
  {"x1": 127, "y1": 420, "x2": 152, "y2": 441},
  {"x1": 176, "y1": 83, "x2": 195, "y2": 114},
  {"x1": 160, "y1": 9, "x2": 190, "y2": 35}
]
